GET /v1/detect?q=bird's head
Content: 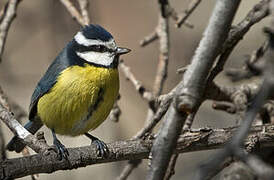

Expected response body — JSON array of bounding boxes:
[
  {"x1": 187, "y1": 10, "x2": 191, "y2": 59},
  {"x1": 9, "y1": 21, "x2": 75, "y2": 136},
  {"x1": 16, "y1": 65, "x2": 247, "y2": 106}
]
[{"x1": 71, "y1": 24, "x2": 130, "y2": 68}]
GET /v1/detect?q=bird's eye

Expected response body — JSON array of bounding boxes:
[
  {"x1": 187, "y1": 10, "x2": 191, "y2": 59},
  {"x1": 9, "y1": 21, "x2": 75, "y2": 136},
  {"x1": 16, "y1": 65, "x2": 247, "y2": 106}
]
[{"x1": 95, "y1": 45, "x2": 105, "y2": 52}]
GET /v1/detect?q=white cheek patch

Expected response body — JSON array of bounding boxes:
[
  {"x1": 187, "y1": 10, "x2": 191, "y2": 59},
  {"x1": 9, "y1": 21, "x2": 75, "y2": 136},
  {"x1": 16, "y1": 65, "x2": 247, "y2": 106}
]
[
  {"x1": 76, "y1": 51, "x2": 114, "y2": 66},
  {"x1": 74, "y1": 31, "x2": 116, "y2": 49}
]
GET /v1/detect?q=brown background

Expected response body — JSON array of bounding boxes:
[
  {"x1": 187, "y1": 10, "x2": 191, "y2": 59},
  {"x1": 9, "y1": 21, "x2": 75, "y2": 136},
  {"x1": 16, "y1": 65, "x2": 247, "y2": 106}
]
[{"x1": 0, "y1": 0, "x2": 269, "y2": 179}]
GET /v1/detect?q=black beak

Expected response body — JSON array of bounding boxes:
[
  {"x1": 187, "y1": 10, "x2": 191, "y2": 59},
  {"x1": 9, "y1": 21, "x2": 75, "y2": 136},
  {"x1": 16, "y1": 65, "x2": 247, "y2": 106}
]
[{"x1": 116, "y1": 47, "x2": 131, "y2": 55}]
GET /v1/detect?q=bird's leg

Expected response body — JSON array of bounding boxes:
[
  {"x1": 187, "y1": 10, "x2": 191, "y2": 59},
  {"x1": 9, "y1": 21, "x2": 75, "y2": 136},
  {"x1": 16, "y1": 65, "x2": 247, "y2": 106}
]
[
  {"x1": 52, "y1": 129, "x2": 69, "y2": 160},
  {"x1": 85, "y1": 133, "x2": 108, "y2": 157}
]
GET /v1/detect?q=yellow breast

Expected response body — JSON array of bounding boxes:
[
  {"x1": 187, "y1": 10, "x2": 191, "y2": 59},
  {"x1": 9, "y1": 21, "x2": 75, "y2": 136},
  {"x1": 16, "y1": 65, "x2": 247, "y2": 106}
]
[{"x1": 37, "y1": 64, "x2": 119, "y2": 136}]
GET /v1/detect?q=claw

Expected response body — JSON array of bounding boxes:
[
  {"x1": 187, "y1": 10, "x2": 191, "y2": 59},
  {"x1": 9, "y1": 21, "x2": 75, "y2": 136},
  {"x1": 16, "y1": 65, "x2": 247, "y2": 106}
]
[
  {"x1": 52, "y1": 129, "x2": 69, "y2": 160},
  {"x1": 85, "y1": 133, "x2": 109, "y2": 157},
  {"x1": 93, "y1": 139, "x2": 109, "y2": 157},
  {"x1": 53, "y1": 138, "x2": 69, "y2": 160}
]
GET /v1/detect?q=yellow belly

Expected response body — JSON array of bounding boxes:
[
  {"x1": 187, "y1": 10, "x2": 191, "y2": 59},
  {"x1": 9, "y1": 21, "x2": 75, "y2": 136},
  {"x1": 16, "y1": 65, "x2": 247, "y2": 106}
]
[{"x1": 37, "y1": 64, "x2": 119, "y2": 136}]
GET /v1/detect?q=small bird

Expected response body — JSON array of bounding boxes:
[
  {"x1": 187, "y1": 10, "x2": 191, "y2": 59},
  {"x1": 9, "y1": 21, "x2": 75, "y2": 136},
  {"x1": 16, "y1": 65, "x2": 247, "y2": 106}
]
[{"x1": 7, "y1": 24, "x2": 130, "y2": 158}]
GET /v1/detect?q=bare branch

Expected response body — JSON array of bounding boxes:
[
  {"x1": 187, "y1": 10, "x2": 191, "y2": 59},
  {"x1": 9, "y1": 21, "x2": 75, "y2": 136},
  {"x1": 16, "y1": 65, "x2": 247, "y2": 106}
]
[
  {"x1": 153, "y1": 14, "x2": 169, "y2": 96},
  {"x1": 163, "y1": 154, "x2": 178, "y2": 180},
  {"x1": 2, "y1": 124, "x2": 274, "y2": 179},
  {"x1": 175, "y1": 0, "x2": 203, "y2": 28},
  {"x1": 134, "y1": 90, "x2": 174, "y2": 139},
  {"x1": 118, "y1": 1, "x2": 171, "y2": 176},
  {"x1": 219, "y1": 162, "x2": 255, "y2": 180},
  {"x1": 182, "y1": 112, "x2": 196, "y2": 131},
  {"x1": 0, "y1": 124, "x2": 6, "y2": 161},
  {"x1": 212, "y1": 101, "x2": 236, "y2": 114},
  {"x1": 116, "y1": 160, "x2": 141, "y2": 180},
  {"x1": 166, "y1": 5, "x2": 194, "y2": 28},
  {"x1": 108, "y1": 99, "x2": 121, "y2": 123},
  {"x1": 195, "y1": 3, "x2": 274, "y2": 178},
  {"x1": 147, "y1": 1, "x2": 241, "y2": 179},
  {"x1": 0, "y1": 101, "x2": 49, "y2": 153},
  {"x1": 119, "y1": 60, "x2": 154, "y2": 104},
  {"x1": 226, "y1": 41, "x2": 268, "y2": 81},
  {"x1": 140, "y1": 31, "x2": 158, "y2": 47},
  {"x1": 0, "y1": 0, "x2": 22, "y2": 62},
  {"x1": 244, "y1": 154, "x2": 274, "y2": 179},
  {"x1": 208, "y1": 0, "x2": 269, "y2": 82},
  {"x1": 77, "y1": 0, "x2": 90, "y2": 24},
  {"x1": 59, "y1": 0, "x2": 86, "y2": 26}
]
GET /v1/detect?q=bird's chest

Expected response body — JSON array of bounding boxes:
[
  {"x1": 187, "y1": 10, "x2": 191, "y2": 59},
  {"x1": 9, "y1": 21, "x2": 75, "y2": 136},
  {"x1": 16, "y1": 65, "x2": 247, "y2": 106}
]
[{"x1": 37, "y1": 65, "x2": 119, "y2": 135}]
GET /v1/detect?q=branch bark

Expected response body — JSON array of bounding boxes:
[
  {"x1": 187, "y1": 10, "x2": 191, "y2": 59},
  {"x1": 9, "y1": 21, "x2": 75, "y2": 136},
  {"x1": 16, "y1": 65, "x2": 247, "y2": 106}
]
[
  {"x1": 2, "y1": 124, "x2": 274, "y2": 179},
  {"x1": 147, "y1": 1, "x2": 241, "y2": 180}
]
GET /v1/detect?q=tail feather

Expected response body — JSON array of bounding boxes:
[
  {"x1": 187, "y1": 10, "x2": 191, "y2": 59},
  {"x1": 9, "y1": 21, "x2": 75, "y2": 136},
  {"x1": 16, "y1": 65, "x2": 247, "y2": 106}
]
[{"x1": 6, "y1": 121, "x2": 43, "y2": 152}]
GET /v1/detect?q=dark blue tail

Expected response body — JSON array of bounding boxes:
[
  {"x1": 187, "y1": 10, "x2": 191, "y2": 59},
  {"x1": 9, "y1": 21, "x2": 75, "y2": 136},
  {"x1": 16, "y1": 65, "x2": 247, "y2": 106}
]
[{"x1": 6, "y1": 121, "x2": 42, "y2": 152}]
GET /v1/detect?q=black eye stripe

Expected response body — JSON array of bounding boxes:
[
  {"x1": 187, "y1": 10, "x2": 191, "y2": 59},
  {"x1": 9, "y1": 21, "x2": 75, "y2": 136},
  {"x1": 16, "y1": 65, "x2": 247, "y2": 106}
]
[{"x1": 76, "y1": 44, "x2": 114, "y2": 53}]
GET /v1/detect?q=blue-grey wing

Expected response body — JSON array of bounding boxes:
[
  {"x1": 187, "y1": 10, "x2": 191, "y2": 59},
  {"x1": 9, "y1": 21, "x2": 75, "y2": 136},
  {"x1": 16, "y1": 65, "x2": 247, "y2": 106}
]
[
  {"x1": 29, "y1": 48, "x2": 71, "y2": 120},
  {"x1": 29, "y1": 39, "x2": 86, "y2": 120}
]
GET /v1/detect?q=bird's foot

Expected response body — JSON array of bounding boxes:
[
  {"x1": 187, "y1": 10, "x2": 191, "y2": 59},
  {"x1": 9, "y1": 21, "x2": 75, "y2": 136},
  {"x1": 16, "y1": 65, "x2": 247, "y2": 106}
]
[
  {"x1": 53, "y1": 138, "x2": 69, "y2": 160},
  {"x1": 51, "y1": 129, "x2": 69, "y2": 160},
  {"x1": 92, "y1": 138, "x2": 109, "y2": 157},
  {"x1": 85, "y1": 133, "x2": 109, "y2": 157}
]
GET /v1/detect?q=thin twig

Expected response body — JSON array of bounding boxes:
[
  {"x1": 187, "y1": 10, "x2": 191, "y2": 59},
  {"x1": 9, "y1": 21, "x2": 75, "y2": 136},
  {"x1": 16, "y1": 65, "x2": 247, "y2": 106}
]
[
  {"x1": 118, "y1": 2, "x2": 171, "y2": 178},
  {"x1": 0, "y1": 86, "x2": 11, "y2": 161},
  {"x1": 182, "y1": 112, "x2": 196, "y2": 131},
  {"x1": 59, "y1": 0, "x2": 86, "y2": 26},
  {"x1": 207, "y1": 0, "x2": 270, "y2": 83},
  {"x1": 153, "y1": 14, "x2": 169, "y2": 96},
  {"x1": 166, "y1": 5, "x2": 194, "y2": 28},
  {"x1": 0, "y1": 101, "x2": 49, "y2": 153},
  {"x1": 226, "y1": 41, "x2": 268, "y2": 81},
  {"x1": 0, "y1": 123, "x2": 6, "y2": 161},
  {"x1": 140, "y1": 31, "x2": 158, "y2": 47},
  {"x1": 0, "y1": 0, "x2": 22, "y2": 62},
  {"x1": 77, "y1": 0, "x2": 90, "y2": 25},
  {"x1": 163, "y1": 154, "x2": 179, "y2": 180},
  {"x1": 116, "y1": 85, "x2": 175, "y2": 180},
  {"x1": 175, "y1": 0, "x2": 203, "y2": 28},
  {"x1": 119, "y1": 60, "x2": 154, "y2": 104},
  {"x1": 212, "y1": 101, "x2": 236, "y2": 114},
  {"x1": 108, "y1": 99, "x2": 121, "y2": 123},
  {"x1": 116, "y1": 160, "x2": 142, "y2": 180}
]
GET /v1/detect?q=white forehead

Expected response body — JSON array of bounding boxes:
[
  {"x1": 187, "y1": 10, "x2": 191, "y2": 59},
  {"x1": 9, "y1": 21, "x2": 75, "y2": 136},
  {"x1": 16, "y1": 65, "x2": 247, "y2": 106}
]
[{"x1": 74, "y1": 31, "x2": 116, "y2": 49}]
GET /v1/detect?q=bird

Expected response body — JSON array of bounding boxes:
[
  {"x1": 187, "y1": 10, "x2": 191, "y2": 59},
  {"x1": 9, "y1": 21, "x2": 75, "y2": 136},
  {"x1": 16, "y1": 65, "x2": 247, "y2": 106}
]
[{"x1": 6, "y1": 24, "x2": 130, "y2": 159}]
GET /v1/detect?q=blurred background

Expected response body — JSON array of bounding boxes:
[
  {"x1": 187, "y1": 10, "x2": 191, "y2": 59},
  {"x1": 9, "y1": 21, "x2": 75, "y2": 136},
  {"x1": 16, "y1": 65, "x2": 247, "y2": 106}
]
[{"x1": 0, "y1": 0, "x2": 270, "y2": 179}]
